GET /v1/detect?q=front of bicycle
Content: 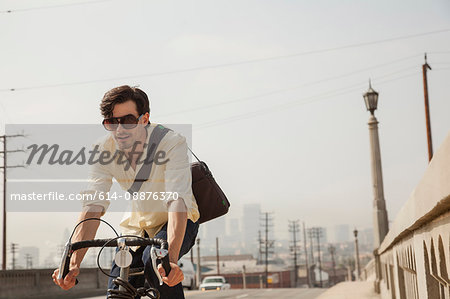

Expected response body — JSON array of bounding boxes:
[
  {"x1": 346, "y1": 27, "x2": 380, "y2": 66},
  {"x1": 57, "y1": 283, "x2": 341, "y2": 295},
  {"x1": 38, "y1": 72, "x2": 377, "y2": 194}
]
[{"x1": 57, "y1": 218, "x2": 171, "y2": 299}]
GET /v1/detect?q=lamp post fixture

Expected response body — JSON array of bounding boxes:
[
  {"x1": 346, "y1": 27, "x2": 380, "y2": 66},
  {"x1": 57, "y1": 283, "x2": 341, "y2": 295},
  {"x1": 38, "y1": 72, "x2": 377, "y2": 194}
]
[
  {"x1": 363, "y1": 81, "x2": 389, "y2": 248},
  {"x1": 353, "y1": 229, "x2": 361, "y2": 280}
]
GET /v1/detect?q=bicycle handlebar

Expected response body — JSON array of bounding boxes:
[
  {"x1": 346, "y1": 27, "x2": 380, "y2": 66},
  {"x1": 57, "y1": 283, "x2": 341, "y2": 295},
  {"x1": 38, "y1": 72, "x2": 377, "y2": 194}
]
[
  {"x1": 71, "y1": 237, "x2": 168, "y2": 251},
  {"x1": 58, "y1": 237, "x2": 171, "y2": 283}
]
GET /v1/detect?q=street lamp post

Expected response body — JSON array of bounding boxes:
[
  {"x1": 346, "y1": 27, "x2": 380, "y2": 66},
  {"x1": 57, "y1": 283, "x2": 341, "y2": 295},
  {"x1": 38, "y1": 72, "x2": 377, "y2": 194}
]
[
  {"x1": 328, "y1": 245, "x2": 336, "y2": 285},
  {"x1": 363, "y1": 81, "x2": 389, "y2": 248},
  {"x1": 353, "y1": 229, "x2": 361, "y2": 280}
]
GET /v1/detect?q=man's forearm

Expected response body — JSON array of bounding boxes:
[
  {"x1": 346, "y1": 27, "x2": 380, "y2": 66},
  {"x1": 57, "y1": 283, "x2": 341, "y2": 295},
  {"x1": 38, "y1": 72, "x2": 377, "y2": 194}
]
[
  {"x1": 167, "y1": 199, "x2": 188, "y2": 263},
  {"x1": 70, "y1": 205, "x2": 104, "y2": 267}
]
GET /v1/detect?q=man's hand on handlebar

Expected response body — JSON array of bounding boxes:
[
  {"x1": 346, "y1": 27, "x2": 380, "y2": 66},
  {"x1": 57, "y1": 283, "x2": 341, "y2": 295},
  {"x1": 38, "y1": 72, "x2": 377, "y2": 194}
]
[
  {"x1": 52, "y1": 266, "x2": 79, "y2": 290},
  {"x1": 157, "y1": 262, "x2": 184, "y2": 287}
]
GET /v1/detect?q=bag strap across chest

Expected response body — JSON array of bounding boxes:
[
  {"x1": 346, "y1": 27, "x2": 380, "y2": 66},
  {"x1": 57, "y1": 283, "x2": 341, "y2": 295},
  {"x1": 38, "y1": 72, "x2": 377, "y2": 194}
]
[{"x1": 128, "y1": 125, "x2": 170, "y2": 194}]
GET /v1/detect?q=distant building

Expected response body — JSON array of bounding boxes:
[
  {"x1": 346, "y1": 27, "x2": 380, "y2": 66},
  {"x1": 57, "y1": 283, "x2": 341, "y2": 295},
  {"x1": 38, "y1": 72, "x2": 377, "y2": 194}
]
[
  {"x1": 242, "y1": 204, "x2": 261, "y2": 252},
  {"x1": 333, "y1": 224, "x2": 350, "y2": 243},
  {"x1": 321, "y1": 227, "x2": 328, "y2": 244},
  {"x1": 226, "y1": 217, "x2": 240, "y2": 237},
  {"x1": 196, "y1": 216, "x2": 227, "y2": 256},
  {"x1": 358, "y1": 228, "x2": 374, "y2": 246}
]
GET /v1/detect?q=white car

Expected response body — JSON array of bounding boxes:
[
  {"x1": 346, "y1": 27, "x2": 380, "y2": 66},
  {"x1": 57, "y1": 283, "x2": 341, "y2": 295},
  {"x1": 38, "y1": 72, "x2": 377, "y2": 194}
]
[
  {"x1": 199, "y1": 276, "x2": 231, "y2": 291},
  {"x1": 178, "y1": 257, "x2": 195, "y2": 290}
]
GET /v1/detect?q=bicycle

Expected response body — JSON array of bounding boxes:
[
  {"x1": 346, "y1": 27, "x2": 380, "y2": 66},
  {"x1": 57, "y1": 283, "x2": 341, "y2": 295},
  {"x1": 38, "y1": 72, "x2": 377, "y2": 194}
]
[{"x1": 57, "y1": 218, "x2": 171, "y2": 299}]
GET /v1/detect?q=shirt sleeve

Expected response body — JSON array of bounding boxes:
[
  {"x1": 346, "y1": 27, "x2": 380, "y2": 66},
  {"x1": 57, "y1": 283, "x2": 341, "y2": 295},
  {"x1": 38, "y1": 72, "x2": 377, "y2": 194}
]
[
  {"x1": 80, "y1": 153, "x2": 113, "y2": 215},
  {"x1": 164, "y1": 135, "x2": 200, "y2": 221}
]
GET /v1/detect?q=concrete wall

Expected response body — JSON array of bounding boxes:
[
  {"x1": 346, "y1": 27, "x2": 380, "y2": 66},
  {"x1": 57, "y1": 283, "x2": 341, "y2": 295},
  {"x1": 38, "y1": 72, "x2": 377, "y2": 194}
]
[
  {"x1": 364, "y1": 132, "x2": 450, "y2": 299},
  {"x1": 0, "y1": 268, "x2": 109, "y2": 299},
  {"x1": 220, "y1": 270, "x2": 294, "y2": 289}
]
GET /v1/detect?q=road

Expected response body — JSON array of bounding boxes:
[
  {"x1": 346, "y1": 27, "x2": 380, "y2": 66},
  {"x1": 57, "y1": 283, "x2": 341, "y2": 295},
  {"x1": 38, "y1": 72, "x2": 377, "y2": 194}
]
[
  {"x1": 185, "y1": 288, "x2": 325, "y2": 299},
  {"x1": 84, "y1": 288, "x2": 325, "y2": 299}
]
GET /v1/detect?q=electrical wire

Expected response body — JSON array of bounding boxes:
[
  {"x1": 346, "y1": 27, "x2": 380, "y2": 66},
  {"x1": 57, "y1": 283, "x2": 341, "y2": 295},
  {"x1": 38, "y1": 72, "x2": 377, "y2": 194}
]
[
  {"x1": 1, "y1": 29, "x2": 449, "y2": 92},
  {"x1": 0, "y1": 0, "x2": 114, "y2": 14},
  {"x1": 428, "y1": 51, "x2": 450, "y2": 54},
  {"x1": 195, "y1": 71, "x2": 420, "y2": 130},
  {"x1": 163, "y1": 65, "x2": 420, "y2": 128},
  {"x1": 154, "y1": 54, "x2": 422, "y2": 118}
]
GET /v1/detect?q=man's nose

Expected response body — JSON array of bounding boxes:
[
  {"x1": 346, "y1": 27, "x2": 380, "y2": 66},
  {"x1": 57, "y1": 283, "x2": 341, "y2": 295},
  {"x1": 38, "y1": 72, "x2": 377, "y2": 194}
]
[{"x1": 116, "y1": 123, "x2": 126, "y2": 134}]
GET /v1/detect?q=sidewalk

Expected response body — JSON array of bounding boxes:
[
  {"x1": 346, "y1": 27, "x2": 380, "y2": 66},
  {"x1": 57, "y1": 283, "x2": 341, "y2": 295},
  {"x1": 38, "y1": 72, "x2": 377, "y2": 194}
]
[{"x1": 317, "y1": 281, "x2": 380, "y2": 299}]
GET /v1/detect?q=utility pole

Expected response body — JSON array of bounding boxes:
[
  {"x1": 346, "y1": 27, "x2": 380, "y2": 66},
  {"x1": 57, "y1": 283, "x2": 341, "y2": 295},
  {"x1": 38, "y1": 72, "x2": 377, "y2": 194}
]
[
  {"x1": 260, "y1": 212, "x2": 274, "y2": 288},
  {"x1": 196, "y1": 238, "x2": 201, "y2": 288},
  {"x1": 258, "y1": 230, "x2": 262, "y2": 264},
  {"x1": 25, "y1": 253, "x2": 33, "y2": 269},
  {"x1": 303, "y1": 222, "x2": 310, "y2": 288},
  {"x1": 1, "y1": 133, "x2": 25, "y2": 270},
  {"x1": 10, "y1": 243, "x2": 18, "y2": 269},
  {"x1": 289, "y1": 220, "x2": 301, "y2": 287},
  {"x1": 308, "y1": 228, "x2": 315, "y2": 264},
  {"x1": 354, "y1": 229, "x2": 361, "y2": 280},
  {"x1": 328, "y1": 245, "x2": 337, "y2": 286},
  {"x1": 216, "y1": 237, "x2": 220, "y2": 275},
  {"x1": 242, "y1": 265, "x2": 247, "y2": 289},
  {"x1": 309, "y1": 227, "x2": 323, "y2": 287},
  {"x1": 422, "y1": 53, "x2": 433, "y2": 162}
]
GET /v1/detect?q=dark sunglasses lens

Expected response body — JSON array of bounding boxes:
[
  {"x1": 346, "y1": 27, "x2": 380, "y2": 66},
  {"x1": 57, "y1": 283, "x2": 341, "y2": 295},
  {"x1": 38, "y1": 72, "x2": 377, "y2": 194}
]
[
  {"x1": 121, "y1": 115, "x2": 139, "y2": 129},
  {"x1": 103, "y1": 119, "x2": 119, "y2": 131}
]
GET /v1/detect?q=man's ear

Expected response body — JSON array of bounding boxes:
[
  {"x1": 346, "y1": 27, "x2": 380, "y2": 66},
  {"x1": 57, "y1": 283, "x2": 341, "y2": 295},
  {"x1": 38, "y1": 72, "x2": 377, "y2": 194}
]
[{"x1": 142, "y1": 112, "x2": 150, "y2": 124}]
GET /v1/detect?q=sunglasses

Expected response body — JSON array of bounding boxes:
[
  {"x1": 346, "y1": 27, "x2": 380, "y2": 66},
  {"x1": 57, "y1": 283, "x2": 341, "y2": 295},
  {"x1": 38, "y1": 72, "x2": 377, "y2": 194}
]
[{"x1": 102, "y1": 114, "x2": 144, "y2": 131}]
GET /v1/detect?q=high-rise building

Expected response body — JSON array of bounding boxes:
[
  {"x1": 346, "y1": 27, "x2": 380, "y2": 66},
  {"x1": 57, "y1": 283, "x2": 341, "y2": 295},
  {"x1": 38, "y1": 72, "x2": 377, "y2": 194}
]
[
  {"x1": 321, "y1": 227, "x2": 328, "y2": 244},
  {"x1": 333, "y1": 224, "x2": 350, "y2": 243},
  {"x1": 358, "y1": 228, "x2": 374, "y2": 246},
  {"x1": 202, "y1": 216, "x2": 226, "y2": 244},
  {"x1": 242, "y1": 204, "x2": 261, "y2": 251},
  {"x1": 226, "y1": 217, "x2": 240, "y2": 237}
]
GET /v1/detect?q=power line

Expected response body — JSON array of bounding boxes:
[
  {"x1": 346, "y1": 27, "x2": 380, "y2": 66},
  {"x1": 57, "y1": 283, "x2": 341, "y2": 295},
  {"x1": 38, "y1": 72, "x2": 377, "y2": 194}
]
[
  {"x1": 195, "y1": 71, "x2": 419, "y2": 130},
  {"x1": 428, "y1": 51, "x2": 450, "y2": 54},
  {"x1": 303, "y1": 222, "x2": 311, "y2": 288},
  {"x1": 328, "y1": 245, "x2": 337, "y2": 286},
  {"x1": 260, "y1": 212, "x2": 274, "y2": 288},
  {"x1": 289, "y1": 220, "x2": 301, "y2": 287},
  {"x1": 309, "y1": 227, "x2": 324, "y2": 288},
  {"x1": 1, "y1": 29, "x2": 449, "y2": 92},
  {"x1": 10, "y1": 243, "x2": 18, "y2": 270},
  {"x1": 0, "y1": 0, "x2": 114, "y2": 14},
  {"x1": 25, "y1": 253, "x2": 33, "y2": 269},
  {"x1": 154, "y1": 54, "x2": 421, "y2": 118},
  {"x1": 1, "y1": 134, "x2": 25, "y2": 270}
]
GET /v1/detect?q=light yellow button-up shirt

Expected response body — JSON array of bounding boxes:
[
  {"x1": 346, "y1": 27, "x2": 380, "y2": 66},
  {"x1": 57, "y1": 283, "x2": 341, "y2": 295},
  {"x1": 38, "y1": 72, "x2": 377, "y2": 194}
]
[{"x1": 81, "y1": 123, "x2": 200, "y2": 238}]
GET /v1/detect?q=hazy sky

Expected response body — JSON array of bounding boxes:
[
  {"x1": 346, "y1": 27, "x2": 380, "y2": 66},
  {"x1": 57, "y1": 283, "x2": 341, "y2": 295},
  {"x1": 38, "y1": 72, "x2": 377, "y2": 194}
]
[{"x1": 1, "y1": 0, "x2": 450, "y2": 265}]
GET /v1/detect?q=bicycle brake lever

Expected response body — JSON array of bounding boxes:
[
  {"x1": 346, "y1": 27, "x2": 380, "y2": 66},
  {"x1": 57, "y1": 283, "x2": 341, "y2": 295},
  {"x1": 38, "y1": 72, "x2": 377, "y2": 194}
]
[
  {"x1": 150, "y1": 246, "x2": 170, "y2": 286},
  {"x1": 57, "y1": 242, "x2": 78, "y2": 285},
  {"x1": 58, "y1": 242, "x2": 72, "y2": 280}
]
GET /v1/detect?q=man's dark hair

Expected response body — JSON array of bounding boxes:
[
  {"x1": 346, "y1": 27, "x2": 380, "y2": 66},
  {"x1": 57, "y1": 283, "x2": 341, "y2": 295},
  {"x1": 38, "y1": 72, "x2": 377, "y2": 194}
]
[{"x1": 100, "y1": 85, "x2": 150, "y2": 120}]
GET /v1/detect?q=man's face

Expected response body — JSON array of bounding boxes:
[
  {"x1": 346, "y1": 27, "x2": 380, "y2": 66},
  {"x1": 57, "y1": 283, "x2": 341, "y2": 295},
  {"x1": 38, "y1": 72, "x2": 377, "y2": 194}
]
[{"x1": 111, "y1": 100, "x2": 148, "y2": 151}]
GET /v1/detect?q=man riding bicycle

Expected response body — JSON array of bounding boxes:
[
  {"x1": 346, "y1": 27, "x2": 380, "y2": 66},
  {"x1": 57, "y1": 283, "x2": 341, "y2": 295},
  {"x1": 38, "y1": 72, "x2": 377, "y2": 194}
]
[{"x1": 52, "y1": 85, "x2": 200, "y2": 299}]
